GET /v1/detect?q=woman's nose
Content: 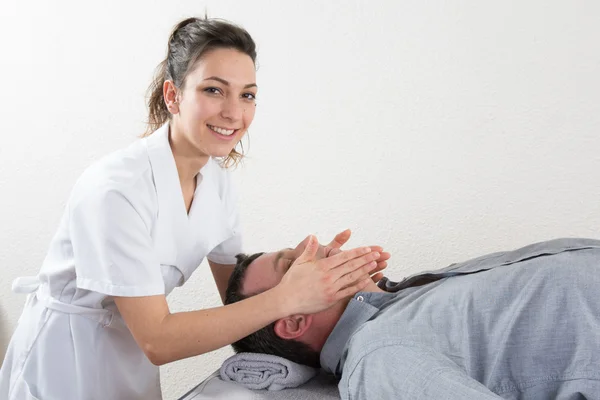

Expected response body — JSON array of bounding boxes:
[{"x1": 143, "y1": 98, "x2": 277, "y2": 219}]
[{"x1": 220, "y1": 97, "x2": 243, "y2": 121}]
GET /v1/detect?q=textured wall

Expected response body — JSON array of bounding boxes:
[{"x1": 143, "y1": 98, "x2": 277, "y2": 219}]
[{"x1": 1, "y1": 0, "x2": 599, "y2": 398}]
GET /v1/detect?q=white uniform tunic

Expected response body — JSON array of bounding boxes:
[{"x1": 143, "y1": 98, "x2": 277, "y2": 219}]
[{"x1": 0, "y1": 123, "x2": 243, "y2": 400}]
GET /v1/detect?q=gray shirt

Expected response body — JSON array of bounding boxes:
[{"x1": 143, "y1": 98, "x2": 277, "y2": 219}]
[{"x1": 320, "y1": 238, "x2": 600, "y2": 399}]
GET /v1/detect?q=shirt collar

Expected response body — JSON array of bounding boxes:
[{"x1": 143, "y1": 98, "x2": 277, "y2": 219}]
[
  {"x1": 144, "y1": 122, "x2": 215, "y2": 195},
  {"x1": 320, "y1": 292, "x2": 392, "y2": 376},
  {"x1": 144, "y1": 122, "x2": 178, "y2": 199}
]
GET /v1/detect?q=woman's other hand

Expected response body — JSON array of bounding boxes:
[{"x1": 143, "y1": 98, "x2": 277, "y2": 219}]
[
  {"x1": 276, "y1": 235, "x2": 380, "y2": 315},
  {"x1": 324, "y1": 229, "x2": 390, "y2": 284}
]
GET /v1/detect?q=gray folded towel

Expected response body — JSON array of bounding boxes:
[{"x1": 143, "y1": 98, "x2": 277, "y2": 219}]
[{"x1": 219, "y1": 352, "x2": 318, "y2": 391}]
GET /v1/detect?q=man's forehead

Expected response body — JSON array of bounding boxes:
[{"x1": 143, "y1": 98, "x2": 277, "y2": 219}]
[
  {"x1": 242, "y1": 251, "x2": 279, "y2": 294},
  {"x1": 250, "y1": 251, "x2": 277, "y2": 270},
  {"x1": 250, "y1": 247, "x2": 293, "y2": 268}
]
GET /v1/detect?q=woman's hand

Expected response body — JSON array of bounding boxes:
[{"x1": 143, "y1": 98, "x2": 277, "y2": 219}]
[
  {"x1": 324, "y1": 229, "x2": 391, "y2": 283},
  {"x1": 275, "y1": 235, "x2": 380, "y2": 315}
]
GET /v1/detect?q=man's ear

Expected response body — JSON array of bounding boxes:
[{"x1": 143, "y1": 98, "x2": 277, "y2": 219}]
[{"x1": 273, "y1": 315, "x2": 313, "y2": 340}]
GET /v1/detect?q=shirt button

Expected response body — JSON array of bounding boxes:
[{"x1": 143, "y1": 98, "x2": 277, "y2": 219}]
[{"x1": 356, "y1": 295, "x2": 364, "y2": 302}]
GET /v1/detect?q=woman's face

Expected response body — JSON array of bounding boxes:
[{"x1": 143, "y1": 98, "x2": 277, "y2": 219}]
[{"x1": 171, "y1": 47, "x2": 257, "y2": 159}]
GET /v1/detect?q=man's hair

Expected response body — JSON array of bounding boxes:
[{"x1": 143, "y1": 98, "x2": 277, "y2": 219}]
[{"x1": 225, "y1": 253, "x2": 321, "y2": 367}]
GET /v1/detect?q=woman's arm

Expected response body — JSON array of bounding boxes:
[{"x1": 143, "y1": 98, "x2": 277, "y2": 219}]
[
  {"x1": 114, "y1": 287, "x2": 287, "y2": 366},
  {"x1": 115, "y1": 237, "x2": 379, "y2": 366}
]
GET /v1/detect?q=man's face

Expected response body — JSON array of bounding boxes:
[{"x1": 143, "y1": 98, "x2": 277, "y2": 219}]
[{"x1": 242, "y1": 236, "x2": 329, "y2": 295}]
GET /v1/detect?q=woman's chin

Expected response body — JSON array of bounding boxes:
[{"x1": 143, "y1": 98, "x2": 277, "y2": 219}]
[
  {"x1": 200, "y1": 143, "x2": 236, "y2": 159},
  {"x1": 213, "y1": 149, "x2": 236, "y2": 159}
]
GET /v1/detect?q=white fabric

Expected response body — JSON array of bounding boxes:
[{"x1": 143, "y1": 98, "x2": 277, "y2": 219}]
[
  {"x1": 0, "y1": 123, "x2": 243, "y2": 400},
  {"x1": 178, "y1": 370, "x2": 341, "y2": 400},
  {"x1": 219, "y1": 352, "x2": 317, "y2": 391}
]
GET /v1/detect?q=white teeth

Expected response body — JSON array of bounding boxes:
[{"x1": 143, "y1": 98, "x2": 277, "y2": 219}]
[{"x1": 208, "y1": 124, "x2": 235, "y2": 136}]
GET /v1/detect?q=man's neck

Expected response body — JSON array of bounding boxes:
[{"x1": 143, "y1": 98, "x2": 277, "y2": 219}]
[{"x1": 305, "y1": 282, "x2": 384, "y2": 352}]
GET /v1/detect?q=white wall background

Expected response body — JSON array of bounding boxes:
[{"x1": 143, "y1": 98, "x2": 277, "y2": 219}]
[{"x1": 1, "y1": 0, "x2": 599, "y2": 398}]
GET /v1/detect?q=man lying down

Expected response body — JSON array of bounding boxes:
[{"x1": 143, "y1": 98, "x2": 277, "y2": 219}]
[{"x1": 224, "y1": 236, "x2": 600, "y2": 400}]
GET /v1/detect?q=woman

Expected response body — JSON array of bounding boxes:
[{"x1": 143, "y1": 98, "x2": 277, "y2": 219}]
[{"x1": 0, "y1": 17, "x2": 387, "y2": 400}]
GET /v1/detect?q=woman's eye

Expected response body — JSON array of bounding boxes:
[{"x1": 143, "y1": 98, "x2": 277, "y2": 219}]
[
  {"x1": 204, "y1": 87, "x2": 222, "y2": 95},
  {"x1": 242, "y1": 92, "x2": 257, "y2": 101}
]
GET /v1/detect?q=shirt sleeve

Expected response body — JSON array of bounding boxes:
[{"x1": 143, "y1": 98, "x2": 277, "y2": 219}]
[
  {"x1": 69, "y1": 185, "x2": 165, "y2": 297},
  {"x1": 206, "y1": 175, "x2": 243, "y2": 265},
  {"x1": 344, "y1": 344, "x2": 503, "y2": 400},
  {"x1": 206, "y1": 232, "x2": 243, "y2": 265}
]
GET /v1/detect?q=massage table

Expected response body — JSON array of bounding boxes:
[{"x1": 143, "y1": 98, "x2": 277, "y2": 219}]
[{"x1": 177, "y1": 369, "x2": 341, "y2": 400}]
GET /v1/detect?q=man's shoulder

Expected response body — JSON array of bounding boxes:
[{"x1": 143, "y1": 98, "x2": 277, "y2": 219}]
[
  {"x1": 344, "y1": 322, "x2": 418, "y2": 364},
  {"x1": 379, "y1": 237, "x2": 600, "y2": 292},
  {"x1": 341, "y1": 334, "x2": 439, "y2": 384}
]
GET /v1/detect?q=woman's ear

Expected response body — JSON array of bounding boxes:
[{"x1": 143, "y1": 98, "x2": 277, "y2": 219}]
[
  {"x1": 163, "y1": 80, "x2": 180, "y2": 114},
  {"x1": 273, "y1": 314, "x2": 313, "y2": 340}
]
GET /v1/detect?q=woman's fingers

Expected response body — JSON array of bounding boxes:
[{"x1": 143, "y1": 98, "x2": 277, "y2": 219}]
[
  {"x1": 329, "y1": 251, "x2": 379, "y2": 284},
  {"x1": 334, "y1": 251, "x2": 388, "y2": 290},
  {"x1": 325, "y1": 229, "x2": 352, "y2": 249},
  {"x1": 323, "y1": 246, "x2": 373, "y2": 269},
  {"x1": 369, "y1": 261, "x2": 388, "y2": 275},
  {"x1": 326, "y1": 247, "x2": 343, "y2": 258},
  {"x1": 295, "y1": 235, "x2": 319, "y2": 264},
  {"x1": 339, "y1": 263, "x2": 386, "y2": 290},
  {"x1": 370, "y1": 272, "x2": 384, "y2": 283},
  {"x1": 335, "y1": 277, "x2": 372, "y2": 301},
  {"x1": 337, "y1": 257, "x2": 380, "y2": 286},
  {"x1": 339, "y1": 251, "x2": 380, "y2": 276},
  {"x1": 369, "y1": 248, "x2": 390, "y2": 263}
]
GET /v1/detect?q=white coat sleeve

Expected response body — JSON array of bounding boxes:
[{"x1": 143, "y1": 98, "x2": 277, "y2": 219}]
[
  {"x1": 206, "y1": 176, "x2": 244, "y2": 265},
  {"x1": 69, "y1": 186, "x2": 165, "y2": 296},
  {"x1": 344, "y1": 345, "x2": 503, "y2": 400}
]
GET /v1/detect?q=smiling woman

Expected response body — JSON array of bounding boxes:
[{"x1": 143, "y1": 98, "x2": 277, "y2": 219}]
[
  {"x1": 144, "y1": 18, "x2": 258, "y2": 169},
  {"x1": 0, "y1": 16, "x2": 386, "y2": 400},
  {"x1": 168, "y1": 51, "x2": 257, "y2": 159}
]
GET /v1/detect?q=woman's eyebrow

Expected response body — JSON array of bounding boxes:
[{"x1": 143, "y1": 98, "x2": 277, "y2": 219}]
[{"x1": 203, "y1": 76, "x2": 257, "y2": 89}]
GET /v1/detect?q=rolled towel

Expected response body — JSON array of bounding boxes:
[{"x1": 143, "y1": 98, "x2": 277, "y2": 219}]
[{"x1": 219, "y1": 352, "x2": 318, "y2": 391}]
